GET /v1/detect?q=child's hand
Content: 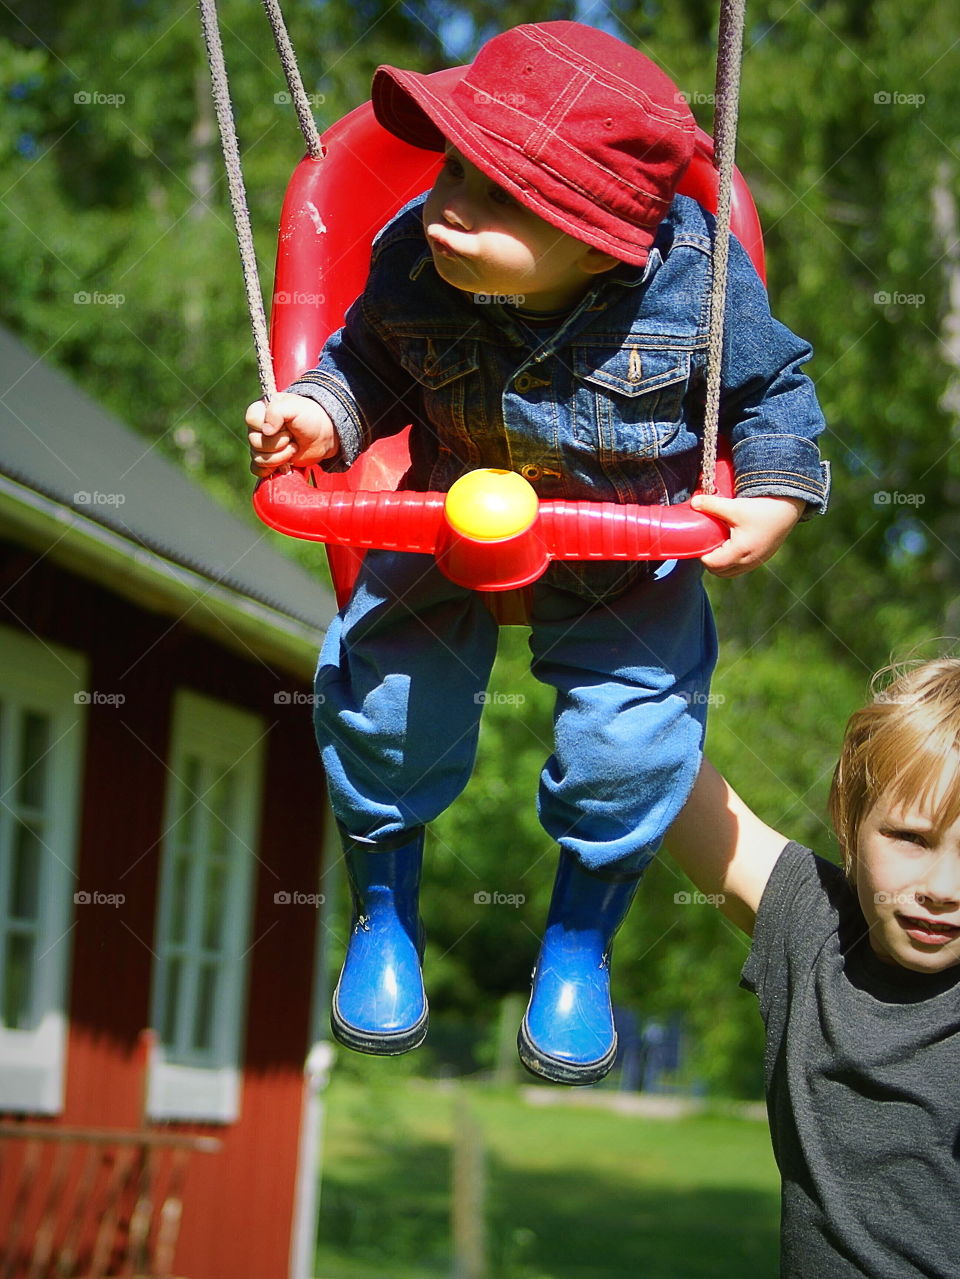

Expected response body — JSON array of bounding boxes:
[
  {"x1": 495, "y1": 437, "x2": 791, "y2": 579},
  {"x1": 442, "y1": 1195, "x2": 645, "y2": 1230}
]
[
  {"x1": 689, "y1": 493, "x2": 806, "y2": 578},
  {"x1": 246, "y1": 393, "x2": 339, "y2": 478}
]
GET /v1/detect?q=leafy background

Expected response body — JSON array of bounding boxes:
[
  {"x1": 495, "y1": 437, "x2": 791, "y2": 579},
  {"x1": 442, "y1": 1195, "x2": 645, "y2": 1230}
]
[{"x1": 2, "y1": 0, "x2": 958, "y2": 1093}]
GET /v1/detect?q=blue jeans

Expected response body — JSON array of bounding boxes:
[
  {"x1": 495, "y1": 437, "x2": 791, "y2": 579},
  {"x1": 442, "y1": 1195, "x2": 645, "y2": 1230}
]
[{"x1": 314, "y1": 552, "x2": 718, "y2": 875}]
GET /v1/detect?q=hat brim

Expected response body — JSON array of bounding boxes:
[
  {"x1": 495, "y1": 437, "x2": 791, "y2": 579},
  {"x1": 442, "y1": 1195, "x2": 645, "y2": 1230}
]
[
  {"x1": 372, "y1": 63, "x2": 460, "y2": 153},
  {"x1": 372, "y1": 64, "x2": 654, "y2": 266}
]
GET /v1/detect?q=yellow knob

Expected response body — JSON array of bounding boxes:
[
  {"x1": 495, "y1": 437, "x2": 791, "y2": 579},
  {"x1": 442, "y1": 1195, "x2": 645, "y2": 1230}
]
[{"x1": 444, "y1": 469, "x2": 539, "y2": 541}]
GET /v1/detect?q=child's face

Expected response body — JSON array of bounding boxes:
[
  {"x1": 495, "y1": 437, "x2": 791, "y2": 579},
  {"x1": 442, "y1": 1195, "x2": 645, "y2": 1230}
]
[
  {"x1": 854, "y1": 769, "x2": 960, "y2": 973},
  {"x1": 422, "y1": 147, "x2": 616, "y2": 312}
]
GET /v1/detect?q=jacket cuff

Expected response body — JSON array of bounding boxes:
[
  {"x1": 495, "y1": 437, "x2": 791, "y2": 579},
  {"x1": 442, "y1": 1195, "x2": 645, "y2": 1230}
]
[
  {"x1": 732, "y1": 437, "x2": 831, "y2": 519},
  {"x1": 284, "y1": 373, "x2": 365, "y2": 472}
]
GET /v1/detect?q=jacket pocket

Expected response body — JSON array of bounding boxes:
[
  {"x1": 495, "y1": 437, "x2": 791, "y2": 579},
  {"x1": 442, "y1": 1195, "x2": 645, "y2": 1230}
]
[
  {"x1": 397, "y1": 337, "x2": 480, "y2": 389},
  {"x1": 572, "y1": 344, "x2": 690, "y2": 460},
  {"x1": 396, "y1": 337, "x2": 482, "y2": 463},
  {"x1": 575, "y1": 345, "x2": 689, "y2": 399}
]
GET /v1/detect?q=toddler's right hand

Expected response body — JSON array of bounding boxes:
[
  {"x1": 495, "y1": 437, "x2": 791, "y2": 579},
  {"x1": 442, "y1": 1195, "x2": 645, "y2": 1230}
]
[{"x1": 246, "y1": 393, "x2": 339, "y2": 477}]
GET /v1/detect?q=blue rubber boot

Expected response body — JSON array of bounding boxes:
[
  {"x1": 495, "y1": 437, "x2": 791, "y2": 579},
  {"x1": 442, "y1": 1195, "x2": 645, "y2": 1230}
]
[
  {"x1": 518, "y1": 851, "x2": 642, "y2": 1085},
  {"x1": 331, "y1": 830, "x2": 429, "y2": 1055}
]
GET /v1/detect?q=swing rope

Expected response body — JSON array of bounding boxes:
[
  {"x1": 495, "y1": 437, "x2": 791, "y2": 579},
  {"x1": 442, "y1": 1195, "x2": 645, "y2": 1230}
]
[
  {"x1": 198, "y1": 0, "x2": 748, "y2": 490},
  {"x1": 701, "y1": 0, "x2": 748, "y2": 494},
  {"x1": 261, "y1": 0, "x2": 324, "y2": 160},
  {"x1": 197, "y1": 0, "x2": 277, "y2": 399}
]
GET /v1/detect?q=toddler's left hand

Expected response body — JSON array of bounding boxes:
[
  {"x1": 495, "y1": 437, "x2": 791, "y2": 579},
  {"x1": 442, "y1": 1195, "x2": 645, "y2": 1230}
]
[{"x1": 690, "y1": 493, "x2": 806, "y2": 578}]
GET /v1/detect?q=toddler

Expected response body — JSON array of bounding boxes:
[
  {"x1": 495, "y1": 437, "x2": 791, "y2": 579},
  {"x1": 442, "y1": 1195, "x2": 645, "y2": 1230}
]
[{"x1": 246, "y1": 21, "x2": 829, "y2": 1083}]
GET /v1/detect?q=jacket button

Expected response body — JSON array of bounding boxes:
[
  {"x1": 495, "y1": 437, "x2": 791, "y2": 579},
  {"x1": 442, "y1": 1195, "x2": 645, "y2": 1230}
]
[
  {"x1": 520, "y1": 464, "x2": 541, "y2": 480},
  {"x1": 514, "y1": 373, "x2": 533, "y2": 392}
]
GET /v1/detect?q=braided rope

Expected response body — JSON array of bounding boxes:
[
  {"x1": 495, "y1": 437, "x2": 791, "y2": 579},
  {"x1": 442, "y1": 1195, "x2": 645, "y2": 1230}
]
[
  {"x1": 261, "y1": 0, "x2": 324, "y2": 159},
  {"x1": 700, "y1": 0, "x2": 748, "y2": 494},
  {"x1": 197, "y1": 0, "x2": 277, "y2": 398}
]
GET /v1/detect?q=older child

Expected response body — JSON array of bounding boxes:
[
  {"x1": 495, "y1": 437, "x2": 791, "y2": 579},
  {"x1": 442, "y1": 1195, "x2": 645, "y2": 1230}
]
[
  {"x1": 246, "y1": 21, "x2": 829, "y2": 1083},
  {"x1": 666, "y1": 657, "x2": 960, "y2": 1276}
]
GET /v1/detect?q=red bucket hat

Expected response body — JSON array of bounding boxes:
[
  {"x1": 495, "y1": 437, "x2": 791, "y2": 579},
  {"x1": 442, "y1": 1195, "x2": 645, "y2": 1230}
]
[{"x1": 372, "y1": 21, "x2": 696, "y2": 267}]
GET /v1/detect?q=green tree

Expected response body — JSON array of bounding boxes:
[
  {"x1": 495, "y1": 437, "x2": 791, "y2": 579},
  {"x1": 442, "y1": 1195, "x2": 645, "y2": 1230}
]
[{"x1": 0, "y1": 0, "x2": 443, "y2": 523}]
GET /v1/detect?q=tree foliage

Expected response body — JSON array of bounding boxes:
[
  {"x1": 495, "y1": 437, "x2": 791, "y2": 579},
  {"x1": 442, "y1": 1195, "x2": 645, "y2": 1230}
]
[{"x1": 2, "y1": 0, "x2": 958, "y2": 1093}]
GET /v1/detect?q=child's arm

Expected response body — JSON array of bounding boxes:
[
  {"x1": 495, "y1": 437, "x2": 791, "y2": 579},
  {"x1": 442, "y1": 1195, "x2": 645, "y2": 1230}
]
[
  {"x1": 246, "y1": 393, "x2": 339, "y2": 477},
  {"x1": 689, "y1": 492, "x2": 805, "y2": 577},
  {"x1": 663, "y1": 758, "x2": 789, "y2": 933}
]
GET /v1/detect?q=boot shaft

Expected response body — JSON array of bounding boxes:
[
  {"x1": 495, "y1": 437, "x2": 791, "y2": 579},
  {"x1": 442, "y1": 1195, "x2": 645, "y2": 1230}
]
[
  {"x1": 340, "y1": 827, "x2": 425, "y2": 932},
  {"x1": 544, "y1": 849, "x2": 643, "y2": 950}
]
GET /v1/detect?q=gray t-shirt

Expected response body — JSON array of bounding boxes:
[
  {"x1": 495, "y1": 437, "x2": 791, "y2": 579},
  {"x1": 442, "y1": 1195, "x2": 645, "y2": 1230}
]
[{"x1": 741, "y1": 842, "x2": 960, "y2": 1278}]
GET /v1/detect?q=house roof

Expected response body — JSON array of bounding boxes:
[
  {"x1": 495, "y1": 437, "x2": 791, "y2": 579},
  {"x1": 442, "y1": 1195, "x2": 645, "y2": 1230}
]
[{"x1": 0, "y1": 324, "x2": 335, "y2": 676}]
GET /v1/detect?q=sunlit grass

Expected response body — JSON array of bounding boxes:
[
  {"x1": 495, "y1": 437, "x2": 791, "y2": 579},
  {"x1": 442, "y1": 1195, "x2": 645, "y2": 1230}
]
[{"x1": 314, "y1": 1069, "x2": 779, "y2": 1279}]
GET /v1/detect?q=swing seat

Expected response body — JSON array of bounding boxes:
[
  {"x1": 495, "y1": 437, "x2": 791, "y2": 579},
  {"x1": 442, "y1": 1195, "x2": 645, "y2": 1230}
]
[{"x1": 255, "y1": 67, "x2": 766, "y2": 614}]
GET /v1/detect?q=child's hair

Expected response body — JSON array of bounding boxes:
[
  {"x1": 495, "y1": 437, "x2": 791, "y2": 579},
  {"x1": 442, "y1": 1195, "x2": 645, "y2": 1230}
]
[{"x1": 829, "y1": 656, "x2": 960, "y2": 875}]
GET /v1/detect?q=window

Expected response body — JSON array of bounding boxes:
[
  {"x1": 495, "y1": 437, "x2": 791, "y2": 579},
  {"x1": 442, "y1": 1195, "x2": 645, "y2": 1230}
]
[
  {"x1": 148, "y1": 691, "x2": 264, "y2": 1122},
  {"x1": 0, "y1": 626, "x2": 86, "y2": 1113}
]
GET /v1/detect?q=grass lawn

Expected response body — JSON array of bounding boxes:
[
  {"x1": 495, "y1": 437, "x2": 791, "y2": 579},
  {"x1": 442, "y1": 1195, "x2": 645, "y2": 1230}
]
[{"x1": 314, "y1": 1067, "x2": 780, "y2": 1279}]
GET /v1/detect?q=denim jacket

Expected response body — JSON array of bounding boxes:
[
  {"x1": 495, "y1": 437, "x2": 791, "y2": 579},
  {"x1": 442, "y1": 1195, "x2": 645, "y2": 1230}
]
[{"x1": 289, "y1": 193, "x2": 829, "y2": 591}]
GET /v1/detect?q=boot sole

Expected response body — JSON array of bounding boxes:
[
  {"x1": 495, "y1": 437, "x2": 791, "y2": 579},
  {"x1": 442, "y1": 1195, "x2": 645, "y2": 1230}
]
[
  {"x1": 517, "y1": 1015, "x2": 617, "y2": 1086},
  {"x1": 330, "y1": 991, "x2": 429, "y2": 1056}
]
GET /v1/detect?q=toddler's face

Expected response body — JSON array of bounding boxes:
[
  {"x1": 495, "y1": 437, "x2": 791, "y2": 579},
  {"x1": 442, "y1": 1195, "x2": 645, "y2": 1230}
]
[
  {"x1": 422, "y1": 147, "x2": 615, "y2": 313},
  {"x1": 854, "y1": 766, "x2": 960, "y2": 973}
]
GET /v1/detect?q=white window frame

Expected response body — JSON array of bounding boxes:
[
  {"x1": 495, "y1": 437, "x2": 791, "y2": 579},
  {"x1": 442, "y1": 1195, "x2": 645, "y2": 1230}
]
[
  {"x1": 147, "y1": 690, "x2": 264, "y2": 1122},
  {"x1": 0, "y1": 625, "x2": 87, "y2": 1114}
]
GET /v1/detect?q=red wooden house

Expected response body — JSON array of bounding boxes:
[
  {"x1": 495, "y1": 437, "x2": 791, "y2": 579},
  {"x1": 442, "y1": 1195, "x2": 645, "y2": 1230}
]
[{"x1": 0, "y1": 323, "x2": 338, "y2": 1278}]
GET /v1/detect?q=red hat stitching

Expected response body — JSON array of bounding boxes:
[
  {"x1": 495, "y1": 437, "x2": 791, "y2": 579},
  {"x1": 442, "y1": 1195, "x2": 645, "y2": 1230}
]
[{"x1": 372, "y1": 21, "x2": 696, "y2": 266}]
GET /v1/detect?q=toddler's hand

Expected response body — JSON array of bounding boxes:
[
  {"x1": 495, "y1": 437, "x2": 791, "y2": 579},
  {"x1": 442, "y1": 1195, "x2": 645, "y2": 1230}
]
[
  {"x1": 246, "y1": 393, "x2": 339, "y2": 478},
  {"x1": 690, "y1": 493, "x2": 806, "y2": 578}
]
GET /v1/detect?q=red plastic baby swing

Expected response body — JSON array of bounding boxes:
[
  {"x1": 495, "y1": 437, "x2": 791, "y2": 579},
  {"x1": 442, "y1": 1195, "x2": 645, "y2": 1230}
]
[{"x1": 199, "y1": 2, "x2": 760, "y2": 618}]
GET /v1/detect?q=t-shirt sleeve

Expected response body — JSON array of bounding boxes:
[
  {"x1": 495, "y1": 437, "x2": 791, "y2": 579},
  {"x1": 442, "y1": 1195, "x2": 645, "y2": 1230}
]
[{"x1": 740, "y1": 841, "x2": 845, "y2": 1019}]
